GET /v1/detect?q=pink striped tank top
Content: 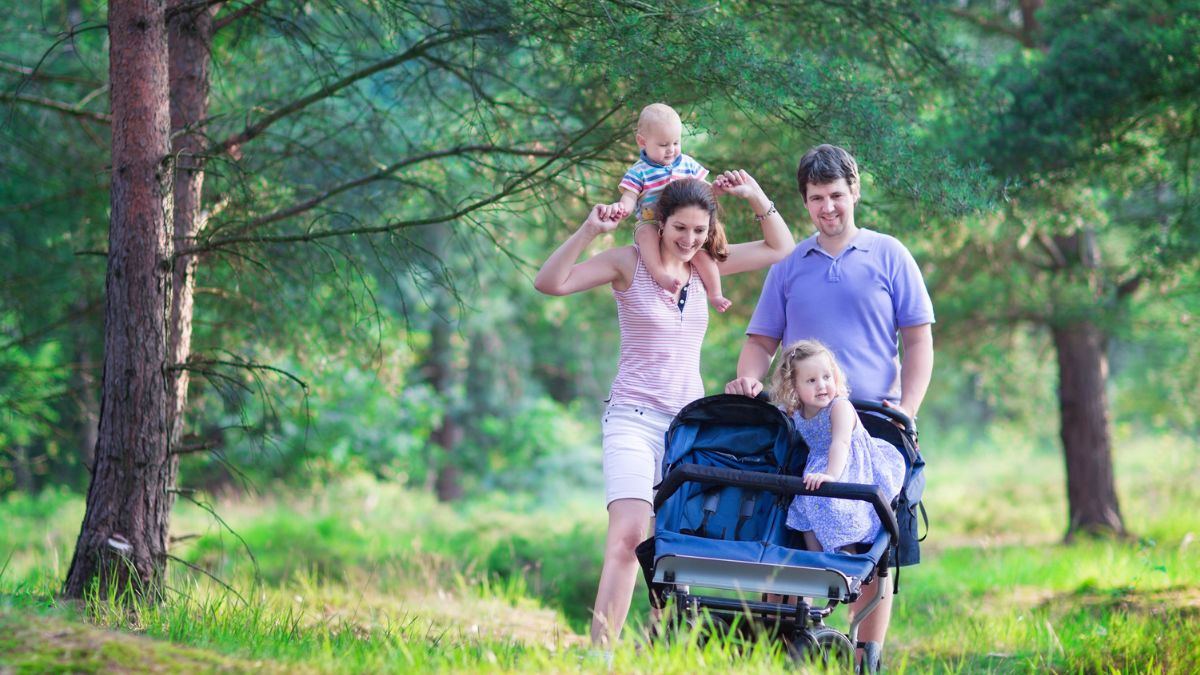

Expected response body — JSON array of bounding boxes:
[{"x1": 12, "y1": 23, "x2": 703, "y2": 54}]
[{"x1": 608, "y1": 248, "x2": 709, "y2": 415}]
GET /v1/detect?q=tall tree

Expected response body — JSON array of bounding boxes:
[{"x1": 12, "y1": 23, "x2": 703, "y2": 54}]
[
  {"x1": 64, "y1": 0, "x2": 174, "y2": 598},
  {"x1": 935, "y1": 0, "x2": 1200, "y2": 538}
]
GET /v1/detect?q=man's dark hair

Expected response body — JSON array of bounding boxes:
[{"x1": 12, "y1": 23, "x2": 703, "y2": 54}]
[{"x1": 796, "y1": 144, "x2": 859, "y2": 200}]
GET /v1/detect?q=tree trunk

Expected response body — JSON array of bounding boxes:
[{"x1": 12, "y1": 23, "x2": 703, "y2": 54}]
[
  {"x1": 64, "y1": 0, "x2": 173, "y2": 600},
  {"x1": 429, "y1": 303, "x2": 464, "y2": 502},
  {"x1": 165, "y1": 0, "x2": 216, "y2": 469},
  {"x1": 72, "y1": 297, "x2": 100, "y2": 473},
  {"x1": 11, "y1": 446, "x2": 34, "y2": 493},
  {"x1": 1051, "y1": 320, "x2": 1126, "y2": 540}
]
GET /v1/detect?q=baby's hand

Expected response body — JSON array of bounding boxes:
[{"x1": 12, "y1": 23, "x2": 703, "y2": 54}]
[
  {"x1": 803, "y1": 472, "x2": 835, "y2": 490},
  {"x1": 601, "y1": 202, "x2": 630, "y2": 223}
]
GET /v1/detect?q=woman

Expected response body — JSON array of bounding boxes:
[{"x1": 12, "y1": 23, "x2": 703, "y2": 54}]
[{"x1": 534, "y1": 171, "x2": 794, "y2": 648}]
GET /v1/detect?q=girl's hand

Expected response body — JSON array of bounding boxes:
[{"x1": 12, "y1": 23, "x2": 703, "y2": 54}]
[
  {"x1": 803, "y1": 472, "x2": 835, "y2": 490},
  {"x1": 711, "y1": 169, "x2": 763, "y2": 200}
]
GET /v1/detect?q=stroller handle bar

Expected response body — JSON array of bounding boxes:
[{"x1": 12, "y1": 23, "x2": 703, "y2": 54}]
[
  {"x1": 653, "y1": 464, "x2": 900, "y2": 542},
  {"x1": 850, "y1": 399, "x2": 916, "y2": 436}
]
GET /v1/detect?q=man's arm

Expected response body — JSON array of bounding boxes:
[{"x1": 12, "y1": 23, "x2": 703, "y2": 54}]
[
  {"x1": 724, "y1": 333, "x2": 782, "y2": 397},
  {"x1": 896, "y1": 323, "x2": 933, "y2": 418}
]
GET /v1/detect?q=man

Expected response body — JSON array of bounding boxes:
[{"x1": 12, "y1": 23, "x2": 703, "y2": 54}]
[{"x1": 725, "y1": 144, "x2": 934, "y2": 668}]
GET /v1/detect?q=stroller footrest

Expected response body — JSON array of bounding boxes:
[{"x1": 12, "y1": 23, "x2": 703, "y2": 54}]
[{"x1": 653, "y1": 554, "x2": 857, "y2": 600}]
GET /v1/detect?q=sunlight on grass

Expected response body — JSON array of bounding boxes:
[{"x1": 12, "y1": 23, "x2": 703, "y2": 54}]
[{"x1": 3, "y1": 430, "x2": 1198, "y2": 672}]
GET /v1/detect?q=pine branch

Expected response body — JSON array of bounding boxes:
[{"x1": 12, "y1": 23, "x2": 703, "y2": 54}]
[
  {"x1": 180, "y1": 103, "x2": 622, "y2": 256},
  {"x1": 214, "y1": 144, "x2": 563, "y2": 238},
  {"x1": 0, "y1": 92, "x2": 110, "y2": 123},
  {"x1": 0, "y1": 59, "x2": 102, "y2": 86},
  {"x1": 945, "y1": 7, "x2": 1035, "y2": 48},
  {"x1": 173, "y1": 491, "x2": 261, "y2": 585},
  {"x1": 214, "y1": 0, "x2": 269, "y2": 32},
  {"x1": 208, "y1": 26, "x2": 507, "y2": 156}
]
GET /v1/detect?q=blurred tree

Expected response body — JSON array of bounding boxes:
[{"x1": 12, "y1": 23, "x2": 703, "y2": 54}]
[{"x1": 934, "y1": 0, "x2": 1199, "y2": 538}]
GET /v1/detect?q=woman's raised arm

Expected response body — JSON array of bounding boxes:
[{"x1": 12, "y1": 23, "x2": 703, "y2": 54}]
[
  {"x1": 534, "y1": 205, "x2": 632, "y2": 296},
  {"x1": 711, "y1": 170, "x2": 795, "y2": 275}
]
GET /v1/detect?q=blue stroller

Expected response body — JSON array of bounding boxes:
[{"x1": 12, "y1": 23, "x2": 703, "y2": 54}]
[{"x1": 641, "y1": 394, "x2": 921, "y2": 671}]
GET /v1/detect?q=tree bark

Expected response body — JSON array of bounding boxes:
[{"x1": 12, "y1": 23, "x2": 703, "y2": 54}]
[
  {"x1": 429, "y1": 299, "x2": 464, "y2": 502},
  {"x1": 64, "y1": 0, "x2": 174, "y2": 600},
  {"x1": 70, "y1": 294, "x2": 101, "y2": 473},
  {"x1": 165, "y1": 0, "x2": 217, "y2": 472},
  {"x1": 1052, "y1": 320, "x2": 1126, "y2": 539}
]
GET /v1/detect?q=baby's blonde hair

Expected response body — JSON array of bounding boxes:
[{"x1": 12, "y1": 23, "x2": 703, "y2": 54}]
[
  {"x1": 769, "y1": 339, "x2": 851, "y2": 415},
  {"x1": 638, "y1": 102, "x2": 681, "y2": 135}
]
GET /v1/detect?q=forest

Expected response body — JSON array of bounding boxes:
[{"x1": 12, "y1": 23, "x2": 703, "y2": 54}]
[{"x1": 2, "y1": 0, "x2": 1198, "y2": 672}]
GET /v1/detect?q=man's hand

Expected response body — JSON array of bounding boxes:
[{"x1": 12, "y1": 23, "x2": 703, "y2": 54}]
[
  {"x1": 724, "y1": 376, "x2": 763, "y2": 398},
  {"x1": 882, "y1": 399, "x2": 913, "y2": 429}
]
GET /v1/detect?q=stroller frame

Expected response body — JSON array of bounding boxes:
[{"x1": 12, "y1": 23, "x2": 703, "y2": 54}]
[{"x1": 645, "y1": 395, "x2": 914, "y2": 670}]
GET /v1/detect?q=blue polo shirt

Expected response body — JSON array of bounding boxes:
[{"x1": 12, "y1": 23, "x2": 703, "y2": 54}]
[{"x1": 746, "y1": 228, "x2": 935, "y2": 404}]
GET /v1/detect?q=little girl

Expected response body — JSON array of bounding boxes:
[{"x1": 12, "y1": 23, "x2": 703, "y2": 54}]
[{"x1": 770, "y1": 339, "x2": 906, "y2": 553}]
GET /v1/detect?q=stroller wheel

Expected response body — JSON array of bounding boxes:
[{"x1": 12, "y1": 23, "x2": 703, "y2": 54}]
[
  {"x1": 789, "y1": 627, "x2": 854, "y2": 670},
  {"x1": 859, "y1": 641, "x2": 883, "y2": 674}
]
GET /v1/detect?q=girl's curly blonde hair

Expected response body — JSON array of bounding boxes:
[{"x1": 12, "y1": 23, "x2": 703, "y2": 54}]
[{"x1": 769, "y1": 339, "x2": 850, "y2": 416}]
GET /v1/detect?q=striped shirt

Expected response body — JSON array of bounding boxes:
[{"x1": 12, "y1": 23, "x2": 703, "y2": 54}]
[
  {"x1": 608, "y1": 248, "x2": 709, "y2": 415},
  {"x1": 619, "y1": 152, "x2": 708, "y2": 225}
]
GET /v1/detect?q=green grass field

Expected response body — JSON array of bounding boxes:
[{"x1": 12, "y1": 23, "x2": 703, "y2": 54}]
[{"x1": 3, "y1": 429, "x2": 1198, "y2": 673}]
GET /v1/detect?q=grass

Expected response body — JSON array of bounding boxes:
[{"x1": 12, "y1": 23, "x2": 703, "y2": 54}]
[{"x1": 2, "y1": 430, "x2": 1198, "y2": 672}]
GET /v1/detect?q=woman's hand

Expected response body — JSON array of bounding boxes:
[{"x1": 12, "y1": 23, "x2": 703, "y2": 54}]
[
  {"x1": 711, "y1": 169, "x2": 765, "y2": 201},
  {"x1": 533, "y1": 205, "x2": 631, "y2": 296},
  {"x1": 587, "y1": 203, "x2": 624, "y2": 235}
]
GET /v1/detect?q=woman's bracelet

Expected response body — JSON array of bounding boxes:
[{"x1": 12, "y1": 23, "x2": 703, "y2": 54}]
[{"x1": 754, "y1": 201, "x2": 777, "y2": 222}]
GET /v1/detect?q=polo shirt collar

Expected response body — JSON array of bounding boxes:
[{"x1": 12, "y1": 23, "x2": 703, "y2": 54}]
[
  {"x1": 639, "y1": 150, "x2": 683, "y2": 169},
  {"x1": 801, "y1": 228, "x2": 877, "y2": 257}
]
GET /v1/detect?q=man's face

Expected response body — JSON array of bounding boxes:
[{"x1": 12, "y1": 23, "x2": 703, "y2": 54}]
[
  {"x1": 637, "y1": 119, "x2": 682, "y2": 166},
  {"x1": 804, "y1": 178, "x2": 859, "y2": 239}
]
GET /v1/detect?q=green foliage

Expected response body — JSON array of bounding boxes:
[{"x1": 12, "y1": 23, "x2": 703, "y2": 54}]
[{"x1": 0, "y1": 312, "x2": 69, "y2": 492}]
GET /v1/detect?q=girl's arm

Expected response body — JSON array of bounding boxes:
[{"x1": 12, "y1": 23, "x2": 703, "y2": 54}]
[
  {"x1": 533, "y1": 205, "x2": 633, "y2": 296},
  {"x1": 803, "y1": 398, "x2": 856, "y2": 489},
  {"x1": 711, "y1": 170, "x2": 796, "y2": 275}
]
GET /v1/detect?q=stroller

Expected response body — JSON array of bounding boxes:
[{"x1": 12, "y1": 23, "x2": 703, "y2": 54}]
[{"x1": 642, "y1": 393, "x2": 922, "y2": 672}]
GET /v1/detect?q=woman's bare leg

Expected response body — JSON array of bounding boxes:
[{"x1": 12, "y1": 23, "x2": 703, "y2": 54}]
[{"x1": 590, "y1": 498, "x2": 653, "y2": 647}]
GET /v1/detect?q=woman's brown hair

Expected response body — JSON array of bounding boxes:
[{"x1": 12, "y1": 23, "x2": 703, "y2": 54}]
[{"x1": 653, "y1": 178, "x2": 729, "y2": 262}]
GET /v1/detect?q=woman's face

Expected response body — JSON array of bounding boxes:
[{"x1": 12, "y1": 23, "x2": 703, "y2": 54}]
[{"x1": 659, "y1": 205, "x2": 711, "y2": 262}]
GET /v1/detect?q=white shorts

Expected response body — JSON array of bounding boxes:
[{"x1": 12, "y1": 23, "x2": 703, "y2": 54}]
[{"x1": 601, "y1": 403, "x2": 674, "y2": 506}]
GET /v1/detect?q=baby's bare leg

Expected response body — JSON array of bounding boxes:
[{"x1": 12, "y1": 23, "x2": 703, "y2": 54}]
[
  {"x1": 692, "y1": 251, "x2": 730, "y2": 312},
  {"x1": 634, "y1": 223, "x2": 681, "y2": 292}
]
